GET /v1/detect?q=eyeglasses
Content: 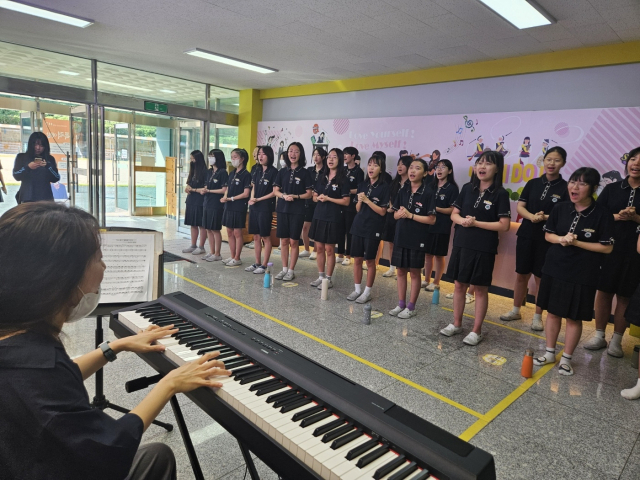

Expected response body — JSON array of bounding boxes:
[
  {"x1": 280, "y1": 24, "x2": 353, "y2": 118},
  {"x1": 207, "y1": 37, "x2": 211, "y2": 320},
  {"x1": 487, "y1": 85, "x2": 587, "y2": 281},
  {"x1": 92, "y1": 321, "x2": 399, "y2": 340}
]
[{"x1": 568, "y1": 180, "x2": 589, "y2": 188}]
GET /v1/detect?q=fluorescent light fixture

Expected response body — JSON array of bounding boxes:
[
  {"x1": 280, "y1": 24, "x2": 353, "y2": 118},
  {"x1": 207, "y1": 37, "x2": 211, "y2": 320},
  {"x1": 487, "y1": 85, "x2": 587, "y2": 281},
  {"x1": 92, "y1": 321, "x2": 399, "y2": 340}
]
[
  {"x1": 58, "y1": 70, "x2": 79, "y2": 76},
  {"x1": 185, "y1": 48, "x2": 277, "y2": 74},
  {"x1": 0, "y1": 1, "x2": 94, "y2": 28},
  {"x1": 477, "y1": 0, "x2": 554, "y2": 29},
  {"x1": 160, "y1": 89, "x2": 176, "y2": 93},
  {"x1": 86, "y1": 78, "x2": 153, "y2": 92}
]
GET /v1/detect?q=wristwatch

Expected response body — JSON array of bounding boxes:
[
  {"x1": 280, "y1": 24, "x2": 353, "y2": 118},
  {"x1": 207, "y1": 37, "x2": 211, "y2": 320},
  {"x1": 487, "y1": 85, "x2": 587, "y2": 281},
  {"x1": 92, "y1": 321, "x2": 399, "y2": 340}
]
[{"x1": 99, "y1": 341, "x2": 117, "y2": 362}]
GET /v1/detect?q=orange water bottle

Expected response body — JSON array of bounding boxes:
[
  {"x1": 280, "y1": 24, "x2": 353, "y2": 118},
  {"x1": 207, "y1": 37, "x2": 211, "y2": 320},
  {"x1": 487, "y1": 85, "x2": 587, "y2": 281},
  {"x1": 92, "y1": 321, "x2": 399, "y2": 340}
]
[{"x1": 521, "y1": 348, "x2": 534, "y2": 378}]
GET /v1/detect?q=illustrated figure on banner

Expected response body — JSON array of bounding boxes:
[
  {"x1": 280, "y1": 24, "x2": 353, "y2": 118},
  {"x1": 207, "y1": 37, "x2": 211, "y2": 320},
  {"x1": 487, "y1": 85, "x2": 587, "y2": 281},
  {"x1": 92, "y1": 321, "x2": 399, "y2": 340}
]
[
  {"x1": 310, "y1": 124, "x2": 329, "y2": 150},
  {"x1": 495, "y1": 135, "x2": 510, "y2": 157},
  {"x1": 519, "y1": 136, "x2": 531, "y2": 164},
  {"x1": 468, "y1": 135, "x2": 485, "y2": 161},
  {"x1": 535, "y1": 139, "x2": 552, "y2": 167}
]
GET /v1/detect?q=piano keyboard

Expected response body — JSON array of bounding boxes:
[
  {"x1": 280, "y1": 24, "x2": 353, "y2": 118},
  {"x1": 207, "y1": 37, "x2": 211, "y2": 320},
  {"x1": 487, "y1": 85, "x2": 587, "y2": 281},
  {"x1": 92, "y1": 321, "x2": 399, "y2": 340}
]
[{"x1": 112, "y1": 292, "x2": 495, "y2": 480}]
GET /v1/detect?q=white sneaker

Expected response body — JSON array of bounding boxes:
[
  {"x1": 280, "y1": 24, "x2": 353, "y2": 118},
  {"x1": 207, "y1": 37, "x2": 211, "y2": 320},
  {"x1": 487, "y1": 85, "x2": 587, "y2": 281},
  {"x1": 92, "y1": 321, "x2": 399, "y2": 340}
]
[
  {"x1": 398, "y1": 308, "x2": 416, "y2": 319},
  {"x1": 310, "y1": 277, "x2": 324, "y2": 287},
  {"x1": 202, "y1": 253, "x2": 212, "y2": 260},
  {"x1": 246, "y1": 241, "x2": 255, "y2": 249},
  {"x1": 440, "y1": 324, "x2": 463, "y2": 337},
  {"x1": 299, "y1": 250, "x2": 311, "y2": 258},
  {"x1": 421, "y1": 280, "x2": 428, "y2": 288},
  {"x1": 182, "y1": 246, "x2": 196, "y2": 253},
  {"x1": 583, "y1": 336, "x2": 607, "y2": 350},
  {"x1": 463, "y1": 332, "x2": 483, "y2": 346},
  {"x1": 205, "y1": 255, "x2": 218, "y2": 262},
  {"x1": 465, "y1": 293, "x2": 475, "y2": 304},
  {"x1": 253, "y1": 265, "x2": 266, "y2": 274},
  {"x1": 389, "y1": 306, "x2": 403, "y2": 316},
  {"x1": 274, "y1": 270, "x2": 287, "y2": 280},
  {"x1": 227, "y1": 259, "x2": 242, "y2": 267},
  {"x1": 341, "y1": 258, "x2": 351, "y2": 266},
  {"x1": 283, "y1": 270, "x2": 296, "y2": 281},
  {"x1": 245, "y1": 264, "x2": 258, "y2": 272},
  {"x1": 607, "y1": 343, "x2": 624, "y2": 358},
  {"x1": 355, "y1": 291, "x2": 372, "y2": 304},
  {"x1": 500, "y1": 311, "x2": 522, "y2": 321},
  {"x1": 445, "y1": 293, "x2": 454, "y2": 299},
  {"x1": 309, "y1": 252, "x2": 317, "y2": 260},
  {"x1": 558, "y1": 363, "x2": 574, "y2": 376},
  {"x1": 317, "y1": 279, "x2": 332, "y2": 290},
  {"x1": 347, "y1": 290, "x2": 361, "y2": 301},
  {"x1": 192, "y1": 247, "x2": 205, "y2": 255},
  {"x1": 531, "y1": 316, "x2": 544, "y2": 331},
  {"x1": 382, "y1": 268, "x2": 396, "y2": 278},
  {"x1": 221, "y1": 257, "x2": 233, "y2": 264},
  {"x1": 425, "y1": 283, "x2": 436, "y2": 292}
]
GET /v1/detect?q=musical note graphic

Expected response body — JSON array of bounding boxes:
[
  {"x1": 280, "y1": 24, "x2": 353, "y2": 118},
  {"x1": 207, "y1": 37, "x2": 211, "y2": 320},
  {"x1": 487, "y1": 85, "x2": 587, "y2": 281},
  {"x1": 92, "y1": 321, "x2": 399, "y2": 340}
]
[{"x1": 463, "y1": 115, "x2": 475, "y2": 133}]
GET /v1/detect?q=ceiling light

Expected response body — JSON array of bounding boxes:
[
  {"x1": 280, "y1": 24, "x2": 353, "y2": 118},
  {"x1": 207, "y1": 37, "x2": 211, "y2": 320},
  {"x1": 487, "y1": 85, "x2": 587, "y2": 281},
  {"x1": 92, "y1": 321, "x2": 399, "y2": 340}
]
[
  {"x1": 86, "y1": 79, "x2": 153, "y2": 92},
  {"x1": 0, "y1": 1, "x2": 94, "y2": 28},
  {"x1": 58, "y1": 70, "x2": 79, "y2": 76},
  {"x1": 160, "y1": 89, "x2": 176, "y2": 93},
  {"x1": 477, "y1": 0, "x2": 554, "y2": 29},
  {"x1": 185, "y1": 48, "x2": 277, "y2": 74}
]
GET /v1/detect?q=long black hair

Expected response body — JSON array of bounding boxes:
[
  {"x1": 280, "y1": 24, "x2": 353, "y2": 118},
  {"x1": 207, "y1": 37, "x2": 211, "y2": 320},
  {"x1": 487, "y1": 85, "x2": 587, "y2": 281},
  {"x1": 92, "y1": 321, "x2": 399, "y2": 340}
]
[
  {"x1": 26, "y1": 131, "x2": 51, "y2": 158},
  {"x1": 472, "y1": 150, "x2": 504, "y2": 189},
  {"x1": 258, "y1": 145, "x2": 275, "y2": 168},
  {"x1": 368, "y1": 154, "x2": 388, "y2": 184},
  {"x1": 569, "y1": 167, "x2": 600, "y2": 197},
  {"x1": 285, "y1": 142, "x2": 307, "y2": 168},
  {"x1": 390, "y1": 155, "x2": 413, "y2": 200},
  {"x1": 312, "y1": 146, "x2": 328, "y2": 179},
  {"x1": 208, "y1": 149, "x2": 227, "y2": 171},
  {"x1": 231, "y1": 148, "x2": 249, "y2": 170},
  {"x1": 187, "y1": 150, "x2": 208, "y2": 183},
  {"x1": 319, "y1": 148, "x2": 346, "y2": 186},
  {"x1": 431, "y1": 159, "x2": 457, "y2": 189}
]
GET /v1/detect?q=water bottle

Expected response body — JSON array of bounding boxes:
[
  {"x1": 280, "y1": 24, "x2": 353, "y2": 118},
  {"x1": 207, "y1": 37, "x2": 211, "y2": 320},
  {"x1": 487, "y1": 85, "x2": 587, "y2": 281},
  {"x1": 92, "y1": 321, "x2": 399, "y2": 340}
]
[
  {"x1": 363, "y1": 304, "x2": 372, "y2": 325},
  {"x1": 521, "y1": 348, "x2": 534, "y2": 378},
  {"x1": 264, "y1": 262, "x2": 273, "y2": 288},
  {"x1": 321, "y1": 278, "x2": 329, "y2": 300},
  {"x1": 431, "y1": 285, "x2": 440, "y2": 304}
]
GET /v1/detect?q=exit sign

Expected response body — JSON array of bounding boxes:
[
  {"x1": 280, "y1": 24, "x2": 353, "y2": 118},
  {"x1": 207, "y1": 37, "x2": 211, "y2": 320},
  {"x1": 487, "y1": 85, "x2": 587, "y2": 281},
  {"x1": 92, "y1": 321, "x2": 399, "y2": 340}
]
[{"x1": 144, "y1": 101, "x2": 168, "y2": 113}]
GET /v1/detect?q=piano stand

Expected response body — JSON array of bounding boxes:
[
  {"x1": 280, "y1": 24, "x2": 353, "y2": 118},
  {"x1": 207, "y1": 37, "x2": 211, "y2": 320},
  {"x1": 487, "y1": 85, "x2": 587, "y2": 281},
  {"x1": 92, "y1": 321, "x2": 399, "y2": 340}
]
[
  {"x1": 91, "y1": 314, "x2": 173, "y2": 432},
  {"x1": 169, "y1": 396, "x2": 206, "y2": 480},
  {"x1": 237, "y1": 440, "x2": 260, "y2": 480}
]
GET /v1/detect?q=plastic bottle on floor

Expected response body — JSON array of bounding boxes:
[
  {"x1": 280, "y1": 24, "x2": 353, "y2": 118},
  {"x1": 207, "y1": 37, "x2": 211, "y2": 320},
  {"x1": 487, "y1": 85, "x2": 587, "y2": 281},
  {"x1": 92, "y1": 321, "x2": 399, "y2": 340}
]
[{"x1": 264, "y1": 263, "x2": 273, "y2": 288}]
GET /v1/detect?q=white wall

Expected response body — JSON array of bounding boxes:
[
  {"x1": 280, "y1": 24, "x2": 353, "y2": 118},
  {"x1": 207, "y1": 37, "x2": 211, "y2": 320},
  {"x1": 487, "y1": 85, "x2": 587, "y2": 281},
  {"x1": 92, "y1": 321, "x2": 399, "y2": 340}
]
[{"x1": 263, "y1": 63, "x2": 640, "y2": 121}]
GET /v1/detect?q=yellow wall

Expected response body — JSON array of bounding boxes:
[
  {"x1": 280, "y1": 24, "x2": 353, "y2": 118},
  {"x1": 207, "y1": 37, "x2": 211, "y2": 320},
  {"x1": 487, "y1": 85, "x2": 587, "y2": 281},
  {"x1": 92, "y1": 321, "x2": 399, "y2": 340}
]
[{"x1": 238, "y1": 89, "x2": 263, "y2": 171}]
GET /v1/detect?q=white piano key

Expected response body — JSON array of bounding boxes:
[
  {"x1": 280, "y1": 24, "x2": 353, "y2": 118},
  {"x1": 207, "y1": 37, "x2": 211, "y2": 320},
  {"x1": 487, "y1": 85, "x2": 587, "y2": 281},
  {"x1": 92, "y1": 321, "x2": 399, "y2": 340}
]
[
  {"x1": 379, "y1": 460, "x2": 413, "y2": 480},
  {"x1": 318, "y1": 435, "x2": 371, "y2": 478},
  {"x1": 340, "y1": 451, "x2": 397, "y2": 480}
]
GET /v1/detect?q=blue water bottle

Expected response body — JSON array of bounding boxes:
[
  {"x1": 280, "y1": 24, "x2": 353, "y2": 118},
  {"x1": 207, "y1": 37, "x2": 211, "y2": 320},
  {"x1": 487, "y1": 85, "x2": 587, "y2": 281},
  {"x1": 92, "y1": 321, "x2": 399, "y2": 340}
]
[
  {"x1": 432, "y1": 285, "x2": 440, "y2": 305},
  {"x1": 264, "y1": 262, "x2": 273, "y2": 288}
]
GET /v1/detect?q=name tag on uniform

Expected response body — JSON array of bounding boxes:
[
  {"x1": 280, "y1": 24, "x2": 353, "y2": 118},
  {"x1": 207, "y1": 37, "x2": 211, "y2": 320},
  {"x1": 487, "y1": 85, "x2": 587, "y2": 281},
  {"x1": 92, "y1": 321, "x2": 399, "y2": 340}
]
[
  {"x1": 551, "y1": 194, "x2": 560, "y2": 203},
  {"x1": 295, "y1": 177, "x2": 301, "y2": 184},
  {"x1": 484, "y1": 200, "x2": 493, "y2": 210},
  {"x1": 582, "y1": 228, "x2": 595, "y2": 238}
]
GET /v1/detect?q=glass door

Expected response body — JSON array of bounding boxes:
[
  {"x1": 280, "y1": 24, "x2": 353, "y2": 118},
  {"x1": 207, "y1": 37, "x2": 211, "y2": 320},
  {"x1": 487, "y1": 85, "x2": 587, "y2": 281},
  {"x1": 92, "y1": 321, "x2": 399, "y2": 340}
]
[
  {"x1": 69, "y1": 105, "x2": 92, "y2": 212},
  {"x1": 114, "y1": 122, "x2": 131, "y2": 213},
  {"x1": 177, "y1": 120, "x2": 202, "y2": 233}
]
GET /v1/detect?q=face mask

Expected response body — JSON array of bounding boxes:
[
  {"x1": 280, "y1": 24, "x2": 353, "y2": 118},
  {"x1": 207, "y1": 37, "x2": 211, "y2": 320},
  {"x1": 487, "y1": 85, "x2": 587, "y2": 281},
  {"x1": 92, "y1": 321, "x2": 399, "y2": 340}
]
[
  {"x1": 231, "y1": 159, "x2": 240, "y2": 168},
  {"x1": 280, "y1": 160, "x2": 286, "y2": 168},
  {"x1": 208, "y1": 156, "x2": 215, "y2": 166},
  {"x1": 67, "y1": 286, "x2": 101, "y2": 323}
]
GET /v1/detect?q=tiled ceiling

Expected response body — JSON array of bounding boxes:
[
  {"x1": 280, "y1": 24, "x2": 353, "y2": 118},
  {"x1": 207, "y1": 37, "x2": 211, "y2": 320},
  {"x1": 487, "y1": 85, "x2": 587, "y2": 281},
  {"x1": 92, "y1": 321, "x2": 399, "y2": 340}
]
[{"x1": 0, "y1": 0, "x2": 638, "y2": 91}]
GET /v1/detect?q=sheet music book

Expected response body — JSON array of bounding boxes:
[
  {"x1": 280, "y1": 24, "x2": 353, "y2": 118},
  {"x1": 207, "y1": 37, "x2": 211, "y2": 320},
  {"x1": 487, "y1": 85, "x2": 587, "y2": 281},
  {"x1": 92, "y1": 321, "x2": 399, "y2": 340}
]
[{"x1": 99, "y1": 230, "x2": 163, "y2": 304}]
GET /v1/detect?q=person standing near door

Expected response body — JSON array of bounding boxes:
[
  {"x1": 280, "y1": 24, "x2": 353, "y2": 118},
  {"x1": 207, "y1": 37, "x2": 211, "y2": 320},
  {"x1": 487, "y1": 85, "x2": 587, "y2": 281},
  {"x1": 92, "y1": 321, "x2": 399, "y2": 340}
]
[
  {"x1": 337, "y1": 147, "x2": 364, "y2": 266},
  {"x1": 182, "y1": 150, "x2": 208, "y2": 255},
  {"x1": 12, "y1": 132, "x2": 60, "y2": 203}
]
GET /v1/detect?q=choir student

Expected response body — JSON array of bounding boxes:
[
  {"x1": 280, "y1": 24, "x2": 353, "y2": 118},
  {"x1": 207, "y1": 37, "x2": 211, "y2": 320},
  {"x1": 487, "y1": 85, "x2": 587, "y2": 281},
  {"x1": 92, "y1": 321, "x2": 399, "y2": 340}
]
[
  {"x1": 422, "y1": 159, "x2": 459, "y2": 292},
  {"x1": 246, "y1": 146, "x2": 278, "y2": 274},
  {"x1": 201, "y1": 149, "x2": 228, "y2": 261},
  {"x1": 584, "y1": 147, "x2": 640, "y2": 357},
  {"x1": 500, "y1": 147, "x2": 569, "y2": 330},
  {"x1": 389, "y1": 158, "x2": 436, "y2": 318},
  {"x1": 533, "y1": 167, "x2": 614, "y2": 375},
  {"x1": 182, "y1": 150, "x2": 208, "y2": 255},
  {"x1": 337, "y1": 147, "x2": 365, "y2": 266},
  {"x1": 245, "y1": 147, "x2": 260, "y2": 250},
  {"x1": 621, "y1": 229, "x2": 640, "y2": 399},
  {"x1": 440, "y1": 151, "x2": 511, "y2": 346},
  {"x1": 273, "y1": 142, "x2": 313, "y2": 281},
  {"x1": 309, "y1": 148, "x2": 350, "y2": 289},
  {"x1": 220, "y1": 148, "x2": 251, "y2": 267},
  {"x1": 300, "y1": 147, "x2": 327, "y2": 260},
  {"x1": 382, "y1": 156, "x2": 411, "y2": 278},
  {"x1": 347, "y1": 154, "x2": 390, "y2": 303}
]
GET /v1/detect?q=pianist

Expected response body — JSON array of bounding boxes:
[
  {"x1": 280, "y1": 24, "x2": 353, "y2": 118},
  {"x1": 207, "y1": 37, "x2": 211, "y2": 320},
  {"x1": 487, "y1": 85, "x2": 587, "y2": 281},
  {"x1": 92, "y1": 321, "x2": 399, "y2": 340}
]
[{"x1": 0, "y1": 202, "x2": 230, "y2": 480}]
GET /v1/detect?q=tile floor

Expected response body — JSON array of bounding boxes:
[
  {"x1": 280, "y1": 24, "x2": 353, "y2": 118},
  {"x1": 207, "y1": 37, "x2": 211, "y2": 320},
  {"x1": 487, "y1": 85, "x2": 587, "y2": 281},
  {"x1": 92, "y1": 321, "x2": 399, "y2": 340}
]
[{"x1": 60, "y1": 219, "x2": 640, "y2": 479}]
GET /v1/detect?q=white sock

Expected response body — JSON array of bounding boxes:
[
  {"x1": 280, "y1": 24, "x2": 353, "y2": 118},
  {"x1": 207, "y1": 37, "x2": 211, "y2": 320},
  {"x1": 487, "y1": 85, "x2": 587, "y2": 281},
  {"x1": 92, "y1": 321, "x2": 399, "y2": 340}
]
[
  {"x1": 595, "y1": 329, "x2": 606, "y2": 339},
  {"x1": 319, "y1": 272, "x2": 326, "y2": 278},
  {"x1": 326, "y1": 276, "x2": 331, "y2": 281},
  {"x1": 389, "y1": 265, "x2": 395, "y2": 272},
  {"x1": 363, "y1": 286, "x2": 372, "y2": 296},
  {"x1": 512, "y1": 306, "x2": 521, "y2": 314},
  {"x1": 289, "y1": 269, "x2": 294, "y2": 274},
  {"x1": 610, "y1": 331, "x2": 623, "y2": 348},
  {"x1": 282, "y1": 267, "x2": 289, "y2": 273},
  {"x1": 621, "y1": 378, "x2": 640, "y2": 400},
  {"x1": 355, "y1": 284, "x2": 362, "y2": 294},
  {"x1": 558, "y1": 353, "x2": 573, "y2": 375},
  {"x1": 533, "y1": 313, "x2": 542, "y2": 321},
  {"x1": 541, "y1": 347, "x2": 556, "y2": 363}
]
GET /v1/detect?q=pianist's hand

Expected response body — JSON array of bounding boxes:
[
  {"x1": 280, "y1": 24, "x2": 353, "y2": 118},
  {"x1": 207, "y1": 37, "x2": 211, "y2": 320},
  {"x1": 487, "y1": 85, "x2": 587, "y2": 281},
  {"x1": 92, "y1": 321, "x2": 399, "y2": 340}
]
[
  {"x1": 162, "y1": 351, "x2": 231, "y2": 393},
  {"x1": 111, "y1": 324, "x2": 179, "y2": 355}
]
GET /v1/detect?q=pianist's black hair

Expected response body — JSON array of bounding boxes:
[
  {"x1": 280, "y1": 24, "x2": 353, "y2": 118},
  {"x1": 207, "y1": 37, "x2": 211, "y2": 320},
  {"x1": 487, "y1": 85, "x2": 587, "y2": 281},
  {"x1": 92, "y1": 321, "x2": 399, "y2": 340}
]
[{"x1": 0, "y1": 202, "x2": 101, "y2": 339}]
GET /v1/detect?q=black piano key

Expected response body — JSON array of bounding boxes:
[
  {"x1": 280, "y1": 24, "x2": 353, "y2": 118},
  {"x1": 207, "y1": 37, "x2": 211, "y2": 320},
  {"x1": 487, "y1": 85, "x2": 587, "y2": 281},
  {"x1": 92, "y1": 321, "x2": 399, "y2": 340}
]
[
  {"x1": 146, "y1": 314, "x2": 181, "y2": 320},
  {"x1": 266, "y1": 389, "x2": 296, "y2": 404},
  {"x1": 197, "y1": 345, "x2": 225, "y2": 355},
  {"x1": 313, "y1": 418, "x2": 344, "y2": 437},
  {"x1": 300, "y1": 410, "x2": 332, "y2": 427},
  {"x1": 180, "y1": 334, "x2": 208, "y2": 345},
  {"x1": 175, "y1": 330, "x2": 202, "y2": 339},
  {"x1": 388, "y1": 462, "x2": 418, "y2": 480},
  {"x1": 239, "y1": 372, "x2": 271, "y2": 385},
  {"x1": 330, "y1": 430, "x2": 362, "y2": 450},
  {"x1": 356, "y1": 446, "x2": 388, "y2": 468},
  {"x1": 249, "y1": 378, "x2": 281, "y2": 391},
  {"x1": 224, "y1": 359, "x2": 250, "y2": 370},
  {"x1": 137, "y1": 308, "x2": 165, "y2": 315},
  {"x1": 280, "y1": 397, "x2": 312, "y2": 413},
  {"x1": 173, "y1": 324, "x2": 196, "y2": 331},
  {"x1": 321, "y1": 424, "x2": 354, "y2": 443},
  {"x1": 373, "y1": 455, "x2": 406, "y2": 479},
  {"x1": 186, "y1": 338, "x2": 217, "y2": 348},
  {"x1": 135, "y1": 306, "x2": 164, "y2": 312},
  {"x1": 231, "y1": 365, "x2": 262, "y2": 378},
  {"x1": 345, "y1": 438, "x2": 378, "y2": 460},
  {"x1": 256, "y1": 383, "x2": 287, "y2": 396},
  {"x1": 155, "y1": 319, "x2": 185, "y2": 326},
  {"x1": 407, "y1": 470, "x2": 431, "y2": 480},
  {"x1": 215, "y1": 351, "x2": 238, "y2": 361},
  {"x1": 291, "y1": 405, "x2": 323, "y2": 421},
  {"x1": 273, "y1": 393, "x2": 303, "y2": 408}
]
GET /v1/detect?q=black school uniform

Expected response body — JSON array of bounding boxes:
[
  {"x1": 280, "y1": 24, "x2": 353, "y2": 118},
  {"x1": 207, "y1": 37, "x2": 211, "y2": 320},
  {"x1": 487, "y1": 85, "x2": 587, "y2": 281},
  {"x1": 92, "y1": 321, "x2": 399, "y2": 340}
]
[
  {"x1": 202, "y1": 168, "x2": 229, "y2": 231},
  {"x1": 537, "y1": 200, "x2": 615, "y2": 321},
  {"x1": 596, "y1": 178, "x2": 640, "y2": 297},
  {"x1": 350, "y1": 179, "x2": 391, "y2": 260},
  {"x1": 383, "y1": 179, "x2": 406, "y2": 243},
  {"x1": 305, "y1": 166, "x2": 324, "y2": 222},
  {"x1": 391, "y1": 182, "x2": 436, "y2": 269},
  {"x1": 274, "y1": 165, "x2": 313, "y2": 241},
  {"x1": 184, "y1": 171, "x2": 206, "y2": 227},
  {"x1": 309, "y1": 173, "x2": 350, "y2": 244},
  {"x1": 424, "y1": 181, "x2": 459, "y2": 257},
  {"x1": 625, "y1": 225, "x2": 640, "y2": 326},
  {"x1": 338, "y1": 165, "x2": 365, "y2": 256},
  {"x1": 249, "y1": 165, "x2": 278, "y2": 237},
  {"x1": 516, "y1": 175, "x2": 569, "y2": 277},
  {"x1": 222, "y1": 168, "x2": 251, "y2": 229},
  {"x1": 446, "y1": 182, "x2": 511, "y2": 286}
]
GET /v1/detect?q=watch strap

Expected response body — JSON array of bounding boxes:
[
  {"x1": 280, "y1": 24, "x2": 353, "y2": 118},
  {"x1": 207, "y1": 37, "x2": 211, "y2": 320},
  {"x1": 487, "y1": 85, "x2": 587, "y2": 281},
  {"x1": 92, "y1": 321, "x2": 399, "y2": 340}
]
[{"x1": 99, "y1": 341, "x2": 117, "y2": 362}]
